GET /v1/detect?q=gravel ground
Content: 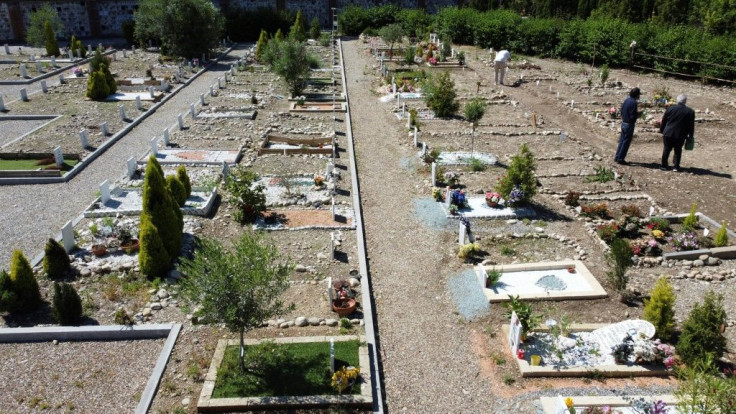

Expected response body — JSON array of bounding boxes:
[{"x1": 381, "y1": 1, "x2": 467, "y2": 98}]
[
  {"x1": 0, "y1": 339, "x2": 164, "y2": 413},
  {"x1": 0, "y1": 45, "x2": 250, "y2": 268}
]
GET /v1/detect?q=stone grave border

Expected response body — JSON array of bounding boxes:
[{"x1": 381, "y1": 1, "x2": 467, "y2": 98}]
[
  {"x1": 82, "y1": 186, "x2": 218, "y2": 218},
  {"x1": 539, "y1": 395, "x2": 677, "y2": 414},
  {"x1": 197, "y1": 335, "x2": 372, "y2": 411},
  {"x1": 659, "y1": 213, "x2": 736, "y2": 260},
  {"x1": 0, "y1": 49, "x2": 116, "y2": 85},
  {"x1": 258, "y1": 134, "x2": 333, "y2": 156},
  {"x1": 0, "y1": 45, "x2": 235, "y2": 185},
  {"x1": 289, "y1": 101, "x2": 347, "y2": 113},
  {"x1": 476, "y1": 260, "x2": 607, "y2": 303},
  {"x1": 0, "y1": 114, "x2": 63, "y2": 149},
  {"x1": 195, "y1": 107, "x2": 257, "y2": 120},
  {"x1": 0, "y1": 323, "x2": 181, "y2": 414},
  {"x1": 0, "y1": 150, "x2": 80, "y2": 178},
  {"x1": 137, "y1": 148, "x2": 243, "y2": 166},
  {"x1": 287, "y1": 92, "x2": 346, "y2": 102},
  {"x1": 500, "y1": 323, "x2": 670, "y2": 378}
]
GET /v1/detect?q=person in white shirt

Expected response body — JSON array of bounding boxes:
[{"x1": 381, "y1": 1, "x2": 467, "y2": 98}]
[{"x1": 494, "y1": 50, "x2": 511, "y2": 85}]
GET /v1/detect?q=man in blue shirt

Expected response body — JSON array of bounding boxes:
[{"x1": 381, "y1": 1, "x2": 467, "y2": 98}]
[{"x1": 614, "y1": 87, "x2": 641, "y2": 165}]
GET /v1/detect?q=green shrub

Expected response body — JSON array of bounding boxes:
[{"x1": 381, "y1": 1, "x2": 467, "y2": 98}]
[
  {"x1": 677, "y1": 291, "x2": 727, "y2": 368},
  {"x1": 423, "y1": 71, "x2": 459, "y2": 118},
  {"x1": 585, "y1": 165, "x2": 615, "y2": 183},
  {"x1": 682, "y1": 202, "x2": 699, "y2": 231},
  {"x1": 44, "y1": 21, "x2": 60, "y2": 57},
  {"x1": 255, "y1": 29, "x2": 268, "y2": 62},
  {"x1": 0, "y1": 250, "x2": 42, "y2": 313},
  {"x1": 138, "y1": 215, "x2": 171, "y2": 277},
  {"x1": 494, "y1": 143, "x2": 537, "y2": 205},
  {"x1": 486, "y1": 268, "x2": 501, "y2": 286},
  {"x1": 599, "y1": 64, "x2": 610, "y2": 85},
  {"x1": 114, "y1": 308, "x2": 134, "y2": 325},
  {"x1": 52, "y1": 282, "x2": 82, "y2": 325},
  {"x1": 309, "y1": 17, "x2": 321, "y2": 40},
  {"x1": 469, "y1": 157, "x2": 486, "y2": 172},
  {"x1": 457, "y1": 242, "x2": 480, "y2": 259},
  {"x1": 166, "y1": 175, "x2": 187, "y2": 207},
  {"x1": 177, "y1": 165, "x2": 192, "y2": 197},
  {"x1": 44, "y1": 238, "x2": 70, "y2": 280},
  {"x1": 649, "y1": 217, "x2": 671, "y2": 232},
  {"x1": 224, "y1": 167, "x2": 266, "y2": 224},
  {"x1": 289, "y1": 10, "x2": 307, "y2": 42},
  {"x1": 404, "y1": 46, "x2": 416, "y2": 64},
  {"x1": 606, "y1": 238, "x2": 633, "y2": 292},
  {"x1": 643, "y1": 277, "x2": 676, "y2": 342},
  {"x1": 713, "y1": 221, "x2": 729, "y2": 247},
  {"x1": 86, "y1": 68, "x2": 110, "y2": 100}
]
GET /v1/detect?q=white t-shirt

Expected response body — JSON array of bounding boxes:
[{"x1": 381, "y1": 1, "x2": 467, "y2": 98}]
[{"x1": 494, "y1": 50, "x2": 511, "y2": 63}]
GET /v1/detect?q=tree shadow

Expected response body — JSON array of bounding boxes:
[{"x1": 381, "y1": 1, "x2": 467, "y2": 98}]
[
  {"x1": 530, "y1": 202, "x2": 574, "y2": 222},
  {"x1": 334, "y1": 250, "x2": 349, "y2": 263}
]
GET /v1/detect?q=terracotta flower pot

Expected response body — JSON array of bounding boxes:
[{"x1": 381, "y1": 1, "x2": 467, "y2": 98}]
[
  {"x1": 120, "y1": 239, "x2": 140, "y2": 254},
  {"x1": 332, "y1": 298, "x2": 357, "y2": 317},
  {"x1": 91, "y1": 244, "x2": 107, "y2": 257}
]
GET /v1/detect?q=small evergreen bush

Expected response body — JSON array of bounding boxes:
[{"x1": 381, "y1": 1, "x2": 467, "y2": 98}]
[
  {"x1": 599, "y1": 64, "x2": 610, "y2": 85},
  {"x1": 0, "y1": 270, "x2": 19, "y2": 313},
  {"x1": 494, "y1": 143, "x2": 537, "y2": 205},
  {"x1": 4, "y1": 250, "x2": 42, "y2": 312},
  {"x1": 643, "y1": 277, "x2": 676, "y2": 342},
  {"x1": 177, "y1": 165, "x2": 192, "y2": 198},
  {"x1": 677, "y1": 291, "x2": 727, "y2": 367},
  {"x1": 43, "y1": 238, "x2": 70, "y2": 280},
  {"x1": 255, "y1": 29, "x2": 268, "y2": 62},
  {"x1": 289, "y1": 10, "x2": 307, "y2": 42},
  {"x1": 224, "y1": 167, "x2": 266, "y2": 224},
  {"x1": 606, "y1": 238, "x2": 633, "y2": 292},
  {"x1": 423, "y1": 71, "x2": 459, "y2": 118},
  {"x1": 682, "y1": 202, "x2": 699, "y2": 231},
  {"x1": 310, "y1": 17, "x2": 321, "y2": 40},
  {"x1": 44, "y1": 21, "x2": 60, "y2": 57},
  {"x1": 713, "y1": 221, "x2": 729, "y2": 247},
  {"x1": 166, "y1": 175, "x2": 187, "y2": 207},
  {"x1": 52, "y1": 282, "x2": 82, "y2": 326},
  {"x1": 86, "y1": 68, "x2": 110, "y2": 100}
]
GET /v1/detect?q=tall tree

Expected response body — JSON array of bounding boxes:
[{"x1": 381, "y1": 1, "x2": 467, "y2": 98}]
[
  {"x1": 26, "y1": 4, "x2": 64, "y2": 48},
  {"x1": 180, "y1": 232, "x2": 293, "y2": 371},
  {"x1": 378, "y1": 23, "x2": 404, "y2": 58},
  {"x1": 266, "y1": 39, "x2": 312, "y2": 97},
  {"x1": 289, "y1": 10, "x2": 307, "y2": 42}
]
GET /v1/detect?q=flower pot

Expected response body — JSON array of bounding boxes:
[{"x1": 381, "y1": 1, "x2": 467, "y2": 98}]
[
  {"x1": 91, "y1": 244, "x2": 107, "y2": 257},
  {"x1": 120, "y1": 239, "x2": 140, "y2": 254},
  {"x1": 332, "y1": 298, "x2": 357, "y2": 317},
  {"x1": 486, "y1": 200, "x2": 498, "y2": 208},
  {"x1": 567, "y1": 266, "x2": 576, "y2": 273},
  {"x1": 530, "y1": 354, "x2": 541, "y2": 366}
]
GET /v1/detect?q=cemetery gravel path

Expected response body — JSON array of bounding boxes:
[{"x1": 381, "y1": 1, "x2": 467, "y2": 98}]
[
  {"x1": 343, "y1": 39, "x2": 503, "y2": 413},
  {"x1": 0, "y1": 45, "x2": 249, "y2": 267}
]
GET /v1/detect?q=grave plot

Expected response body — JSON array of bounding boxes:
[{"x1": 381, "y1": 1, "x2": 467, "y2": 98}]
[
  {"x1": 475, "y1": 260, "x2": 606, "y2": 302},
  {"x1": 258, "y1": 133, "x2": 334, "y2": 156},
  {"x1": 538, "y1": 171, "x2": 641, "y2": 195},
  {"x1": 463, "y1": 223, "x2": 588, "y2": 262},
  {"x1": 540, "y1": 395, "x2": 679, "y2": 414},
  {"x1": 0, "y1": 115, "x2": 62, "y2": 148},
  {"x1": 0, "y1": 59, "x2": 75, "y2": 82},
  {"x1": 140, "y1": 148, "x2": 241, "y2": 165},
  {"x1": 290, "y1": 101, "x2": 347, "y2": 113},
  {"x1": 0, "y1": 151, "x2": 80, "y2": 177},
  {"x1": 164, "y1": 114, "x2": 256, "y2": 150},
  {"x1": 195, "y1": 106, "x2": 257, "y2": 120},
  {"x1": 439, "y1": 188, "x2": 536, "y2": 219},
  {"x1": 502, "y1": 318, "x2": 673, "y2": 378},
  {"x1": 83, "y1": 183, "x2": 217, "y2": 217}
]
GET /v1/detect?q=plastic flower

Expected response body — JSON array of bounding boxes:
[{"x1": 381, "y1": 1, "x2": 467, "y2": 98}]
[
  {"x1": 331, "y1": 366, "x2": 360, "y2": 394},
  {"x1": 652, "y1": 229, "x2": 664, "y2": 239},
  {"x1": 565, "y1": 397, "x2": 576, "y2": 414}
]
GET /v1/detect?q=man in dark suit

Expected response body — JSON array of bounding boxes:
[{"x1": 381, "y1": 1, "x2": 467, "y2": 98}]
[{"x1": 660, "y1": 94, "x2": 695, "y2": 172}]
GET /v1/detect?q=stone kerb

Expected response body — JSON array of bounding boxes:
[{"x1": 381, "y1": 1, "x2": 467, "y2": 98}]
[
  {"x1": 500, "y1": 323, "x2": 670, "y2": 378},
  {"x1": 0, "y1": 45, "x2": 235, "y2": 186},
  {"x1": 0, "y1": 323, "x2": 181, "y2": 414},
  {"x1": 197, "y1": 335, "x2": 372, "y2": 412},
  {"x1": 539, "y1": 395, "x2": 678, "y2": 414},
  {"x1": 0, "y1": 49, "x2": 117, "y2": 86}
]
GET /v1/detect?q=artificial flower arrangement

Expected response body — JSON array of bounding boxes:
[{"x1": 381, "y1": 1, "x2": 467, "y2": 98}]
[
  {"x1": 608, "y1": 106, "x2": 620, "y2": 119},
  {"x1": 485, "y1": 191, "x2": 504, "y2": 208}
]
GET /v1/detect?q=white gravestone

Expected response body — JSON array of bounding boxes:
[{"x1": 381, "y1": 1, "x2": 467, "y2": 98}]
[
  {"x1": 217, "y1": 78, "x2": 222, "y2": 89},
  {"x1": 326, "y1": 162, "x2": 334, "y2": 177},
  {"x1": 35, "y1": 60, "x2": 42, "y2": 73},
  {"x1": 131, "y1": 45, "x2": 135, "y2": 53},
  {"x1": 100, "y1": 180, "x2": 111, "y2": 203},
  {"x1": 76, "y1": 49, "x2": 81, "y2": 59},
  {"x1": 122, "y1": 49, "x2": 127, "y2": 58},
  {"x1": 589, "y1": 319, "x2": 656, "y2": 356},
  {"x1": 649, "y1": 206, "x2": 655, "y2": 217},
  {"x1": 330, "y1": 232, "x2": 336, "y2": 259},
  {"x1": 126, "y1": 157, "x2": 137, "y2": 178},
  {"x1": 331, "y1": 197, "x2": 336, "y2": 220},
  {"x1": 79, "y1": 130, "x2": 89, "y2": 148},
  {"x1": 422, "y1": 142, "x2": 427, "y2": 156},
  {"x1": 459, "y1": 221, "x2": 466, "y2": 245},
  {"x1": 413, "y1": 127, "x2": 418, "y2": 147},
  {"x1": 330, "y1": 338, "x2": 335, "y2": 373},
  {"x1": 431, "y1": 162, "x2": 436, "y2": 187},
  {"x1": 200, "y1": 93, "x2": 205, "y2": 106},
  {"x1": 19, "y1": 88, "x2": 28, "y2": 101},
  {"x1": 68, "y1": 50, "x2": 74, "y2": 60},
  {"x1": 20, "y1": 64, "x2": 28, "y2": 78},
  {"x1": 61, "y1": 221, "x2": 75, "y2": 252},
  {"x1": 190, "y1": 103, "x2": 196, "y2": 118},
  {"x1": 3, "y1": 44, "x2": 9, "y2": 54},
  {"x1": 40, "y1": 80, "x2": 47, "y2": 93},
  {"x1": 53, "y1": 147, "x2": 64, "y2": 168},
  {"x1": 445, "y1": 188, "x2": 451, "y2": 209},
  {"x1": 150, "y1": 137, "x2": 159, "y2": 156},
  {"x1": 162, "y1": 128, "x2": 170, "y2": 146},
  {"x1": 136, "y1": 95, "x2": 142, "y2": 110},
  {"x1": 100, "y1": 122, "x2": 109, "y2": 136},
  {"x1": 119, "y1": 105, "x2": 126, "y2": 121},
  {"x1": 0, "y1": 96, "x2": 5, "y2": 112},
  {"x1": 149, "y1": 86, "x2": 155, "y2": 99},
  {"x1": 59, "y1": 74, "x2": 65, "y2": 84},
  {"x1": 402, "y1": 103, "x2": 405, "y2": 118},
  {"x1": 177, "y1": 114, "x2": 184, "y2": 130},
  {"x1": 224, "y1": 73, "x2": 229, "y2": 82},
  {"x1": 87, "y1": 44, "x2": 91, "y2": 53},
  {"x1": 477, "y1": 265, "x2": 488, "y2": 289},
  {"x1": 508, "y1": 311, "x2": 522, "y2": 356},
  {"x1": 50, "y1": 55, "x2": 57, "y2": 67},
  {"x1": 554, "y1": 396, "x2": 570, "y2": 414},
  {"x1": 210, "y1": 86, "x2": 215, "y2": 97}
]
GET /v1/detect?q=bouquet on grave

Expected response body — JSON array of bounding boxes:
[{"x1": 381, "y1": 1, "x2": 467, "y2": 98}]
[
  {"x1": 485, "y1": 191, "x2": 504, "y2": 208},
  {"x1": 450, "y1": 189, "x2": 468, "y2": 208}
]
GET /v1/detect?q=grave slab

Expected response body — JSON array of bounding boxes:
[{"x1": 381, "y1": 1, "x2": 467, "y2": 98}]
[
  {"x1": 539, "y1": 396, "x2": 679, "y2": 414},
  {"x1": 442, "y1": 197, "x2": 536, "y2": 219},
  {"x1": 104, "y1": 92, "x2": 158, "y2": 102},
  {"x1": 83, "y1": 187, "x2": 217, "y2": 217},
  {"x1": 139, "y1": 149, "x2": 241, "y2": 165},
  {"x1": 436, "y1": 151, "x2": 497, "y2": 166}
]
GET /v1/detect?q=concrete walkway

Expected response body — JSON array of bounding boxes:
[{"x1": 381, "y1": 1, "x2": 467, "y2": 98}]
[{"x1": 0, "y1": 45, "x2": 249, "y2": 267}]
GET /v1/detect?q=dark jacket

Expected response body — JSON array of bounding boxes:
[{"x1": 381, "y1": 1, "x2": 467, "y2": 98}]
[
  {"x1": 620, "y1": 96, "x2": 638, "y2": 124},
  {"x1": 660, "y1": 103, "x2": 695, "y2": 141}
]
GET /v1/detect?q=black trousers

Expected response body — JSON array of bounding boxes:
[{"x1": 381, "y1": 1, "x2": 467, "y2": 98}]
[{"x1": 662, "y1": 135, "x2": 686, "y2": 168}]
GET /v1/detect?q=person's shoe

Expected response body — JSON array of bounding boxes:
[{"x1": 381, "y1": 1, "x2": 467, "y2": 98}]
[
  {"x1": 660, "y1": 165, "x2": 669, "y2": 171},
  {"x1": 672, "y1": 167, "x2": 680, "y2": 172},
  {"x1": 616, "y1": 160, "x2": 629, "y2": 165}
]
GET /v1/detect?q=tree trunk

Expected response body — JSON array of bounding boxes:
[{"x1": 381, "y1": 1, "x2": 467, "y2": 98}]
[
  {"x1": 471, "y1": 123, "x2": 476, "y2": 158},
  {"x1": 239, "y1": 328, "x2": 246, "y2": 372}
]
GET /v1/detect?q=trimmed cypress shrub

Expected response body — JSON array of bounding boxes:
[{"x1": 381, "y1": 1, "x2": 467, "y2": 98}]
[
  {"x1": 494, "y1": 143, "x2": 537, "y2": 205},
  {"x1": 8, "y1": 250, "x2": 42, "y2": 312},
  {"x1": 677, "y1": 291, "x2": 727, "y2": 367},
  {"x1": 177, "y1": 165, "x2": 192, "y2": 197},
  {"x1": 255, "y1": 29, "x2": 269, "y2": 62},
  {"x1": 714, "y1": 221, "x2": 729, "y2": 247},
  {"x1": 44, "y1": 21, "x2": 60, "y2": 57},
  {"x1": 138, "y1": 215, "x2": 171, "y2": 277},
  {"x1": 86, "y1": 68, "x2": 109, "y2": 100},
  {"x1": 0, "y1": 270, "x2": 19, "y2": 313},
  {"x1": 289, "y1": 10, "x2": 307, "y2": 42},
  {"x1": 643, "y1": 277, "x2": 676, "y2": 342},
  {"x1": 52, "y1": 282, "x2": 82, "y2": 325},
  {"x1": 166, "y1": 175, "x2": 187, "y2": 207},
  {"x1": 43, "y1": 238, "x2": 70, "y2": 280},
  {"x1": 310, "y1": 17, "x2": 321, "y2": 40}
]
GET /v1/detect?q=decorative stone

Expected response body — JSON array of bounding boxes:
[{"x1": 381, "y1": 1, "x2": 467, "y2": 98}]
[
  {"x1": 307, "y1": 317, "x2": 321, "y2": 326},
  {"x1": 142, "y1": 308, "x2": 152, "y2": 317},
  {"x1": 279, "y1": 322, "x2": 290, "y2": 329},
  {"x1": 295, "y1": 264, "x2": 307, "y2": 272},
  {"x1": 348, "y1": 277, "x2": 360, "y2": 287},
  {"x1": 295, "y1": 316, "x2": 308, "y2": 327},
  {"x1": 707, "y1": 257, "x2": 720, "y2": 266},
  {"x1": 693, "y1": 259, "x2": 705, "y2": 267},
  {"x1": 150, "y1": 302, "x2": 163, "y2": 310},
  {"x1": 325, "y1": 318, "x2": 338, "y2": 327},
  {"x1": 699, "y1": 254, "x2": 709, "y2": 261},
  {"x1": 157, "y1": 289, "x2": 169, "y2": 299}
]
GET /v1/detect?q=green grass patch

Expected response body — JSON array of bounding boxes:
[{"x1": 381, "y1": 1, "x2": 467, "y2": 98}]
[
  {"x1": 0, "y1": 157, "x2": 79, "y2": 173},
  {"x1": 213, "y1": 340, "x2": 361, "y2": 398}
]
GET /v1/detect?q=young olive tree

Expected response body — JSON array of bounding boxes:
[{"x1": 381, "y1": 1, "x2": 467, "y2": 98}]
[
  {"x1": 266, "y1": 39, "x2": 312, "y2": 97},
  {"x1": 180, "y1": 232, "x2": 293, "y2": 371},
  {"x1": 464, "y1": 97, "x2": 486, "y2": 156},
  {"x1": 379, "y1": 23, "x2": 404, "y2": 59}
]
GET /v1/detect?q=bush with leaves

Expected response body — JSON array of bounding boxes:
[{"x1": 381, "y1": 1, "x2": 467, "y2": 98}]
[
  {"x1": 599, "y1": 64, "x2": 610, "y2": 85},
  {"x1": 176, "y1": 165, "x2": 192, "y2": 197},
  {"x1": 606, "y1": 238, "x2": 633, "y2": 292},
  {"x1": 70, "y1": 35, "x2": 87, "y2": 58},
  {"x1": 44, "y1": 21, "x2": 60, "y2": 57},
  {"x1": 682, "y1": 202, "x2": 699, "y2": 231},
  {"x1": 309, "y1": 17, "x2": 321, "y2": 40},
  {"x1": 423, "y1": 71, "x2": 459, "y2": 118},
  {"x1": 503, "y1": 295, "x2": 541, "y2": 336},
  {"x1": 255, "y1": 29, "x2": 268, "y2": 62},
  {"x1": 263, "y1": 38, "x2": 312, "y2": 97},
  {"x1": 26, "y1": 4, "x2": 64, "y2": 49},
  {"x1": 675, "y1": 358, "x2": 736, "y2": 414},
  {"x1": 643, "y1": 277, "x2": 676, "y2": 342},
  {"x1": 677, "y1": 291, "x2": 727, "y2": 368},
  {"x1": 52, "y1": 282, "x2": 82, "y2": 326},
  {"x1": 180, "y1": 231, "x2": 293, "y2": 371},
  {"x1": 289, "y1": 10, "x2": 307, "y2": 42},
  {"x1": 495, "y1": 143, "x2": 537, "y2": 205},
  {"x1": 86, "y1": 68, "x2": 110, "y2": 100},
  {"x1": 224, "y1": 167, "x2": 266, "y2": 224},
  {"x1": 44, "y1": 238, "x2": 70, "y2": 280},
  {"x1": 0, "y1": 251, "x2": 42, "y2": 313},
  {"x1": 714, "y1": 221, "x2": 729, "y2": 247},
  {"x1": 166, "y1": 175, "x2": 187, "y2": 207}
]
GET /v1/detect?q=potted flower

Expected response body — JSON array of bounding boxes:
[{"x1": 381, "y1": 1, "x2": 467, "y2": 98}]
[
  {"x1": 450, "y1": 189, "x2": 468, "y2": 209},
  {"x1": 332, "y1": 279, "x2": 357, "y2": 316},
  {"x1": 448, "y1": 204, "x2": 459, "y2": 216},
  {"x1": 314, "y1": 175, "x2": 325, "y2": 187},
  {"x1": 507, "y1": 185, "x2": 525, "y2": 207},
  {"x1": 117, "y1": 226, "x2": 140, "y2": 254},
  {"x1": 91, "y1": 243, "x2": 107, "y2": 257},
  {"x1": 485, "y1": 191, "x2": 503, "y2": 208},
  {"x1": 608, "y1": 106, "x2": 619, "y2": 119}
]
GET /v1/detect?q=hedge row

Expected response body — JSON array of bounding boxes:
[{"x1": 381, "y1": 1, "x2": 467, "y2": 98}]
[{"x1": 339, "y1": 6, "x2": 736, "y2": 81}]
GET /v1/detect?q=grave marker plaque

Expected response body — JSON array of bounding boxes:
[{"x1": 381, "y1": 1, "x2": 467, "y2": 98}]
[
  {"x1": 100, "y1": 180, "x2": 111, "y2": 203},
  {"x1": 508, "y1": 311, "x2": 522, "y2": 356},
  {"x1": 61, "y1": 222, "x2": 75, "y2": 252},
  {"x1": 53, "y1": 147, "x2": 64, "y2": 168},
  {"x1": 126, "y1": 157, "x2": 137, "y2": 178},
  {"x1": 200, "y1": 93, "x2": 205, "y2": 105}
]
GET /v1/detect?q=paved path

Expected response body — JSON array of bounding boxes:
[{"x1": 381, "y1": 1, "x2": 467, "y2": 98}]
[{"x1": 0, "y1": 45, "x2": 248, "y2": 267}]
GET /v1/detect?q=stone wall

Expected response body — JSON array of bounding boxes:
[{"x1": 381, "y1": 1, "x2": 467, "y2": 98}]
[{"x1": 1, "y1": 0, "x2": 461, "y2": 42}]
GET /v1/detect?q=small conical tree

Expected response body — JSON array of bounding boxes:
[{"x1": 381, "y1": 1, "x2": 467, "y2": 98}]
[
  {"x1": 643, "y1": 277, "x2": 676, "y2": 342},
  {"x1": 44, "y1": 238, "x2": 70, "y2": 280},
  {"x1": 714, "y1": 221, "x2": 729, "y2": 247},
  {"x1": 678, "y1": 291, "x2": 727, "y2": 367},
  {"x1": 682, "y1": 202, "x2": 698, "y2": 231},
  {"x1": 139, "y1": 155, "x2": 181, "y2": 276},
  {"x1": 177, "y1": 165, "x2": 192, "y2": 198},
  {"x1": 289, "y1": 11, "x2": 307, "y2": 42},
  {"x1": 464, "y1": 97, "x2": 486, "y2": 157},
  {"x1": 274, "y1": 28, "x2": 284, "y2": 42},
  {"x1": 75, "y1": 39, "x2": 86, "y2": 58},
  {"x1": 494, "y1": 143, "x2": 537, "y2": 205},
  {"x1": 70, "y1": 35, "x2": 77, "y2": 56},
  {"x1": 86, "y1": 67, "x2": 110, "y2": 100},
  {"x1": 44, "y1": 21, "x2": 60, "y2": 57},
  {"x1": 255, "y1": 29, "x2": 269, "y2": 62},
  {"x1": 0, "y1": 270, "x2": 19, "y2": 313},
  {"x1": 9, "y1": 250, "x2": 42, "y2": 312},
  {"x1": 52, "y1": 282, "x2": 82, "y2": 326},
  {"x1": 424, "y1": 71, "x2": 458, "y2": 118},
  {"x1": 310, "y1": 17, "x2": 321, "y2": 40},
  {"x1": 166, "y1": 175, "x2": 187, "y2": 207}
]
